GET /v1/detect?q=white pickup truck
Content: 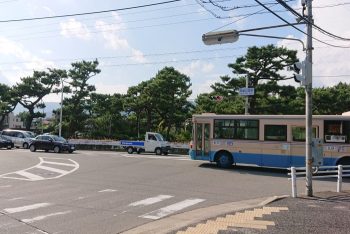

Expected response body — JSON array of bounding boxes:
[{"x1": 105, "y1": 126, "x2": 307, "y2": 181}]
[{"x1": 120, "y1": 132, "x2": 171, "y2": 155}]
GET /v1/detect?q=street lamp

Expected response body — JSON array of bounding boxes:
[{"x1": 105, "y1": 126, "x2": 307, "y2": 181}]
[{"x1": 202, "y1": 29, "x2": 239, "y2": 45}]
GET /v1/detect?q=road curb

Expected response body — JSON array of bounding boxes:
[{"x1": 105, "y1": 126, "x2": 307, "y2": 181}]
[{"x1": 121, "y1": 195, "x2": 289, "y2": 234}]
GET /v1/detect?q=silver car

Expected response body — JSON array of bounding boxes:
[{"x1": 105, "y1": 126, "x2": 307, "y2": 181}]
[{"x1": 1, "y1": 129, "x2": 35, "y2": 149}]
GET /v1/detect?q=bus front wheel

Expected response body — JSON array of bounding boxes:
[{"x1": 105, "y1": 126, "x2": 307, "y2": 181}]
[{"x1": 216, "y1": 152, "x2": 233, "y2": 168}]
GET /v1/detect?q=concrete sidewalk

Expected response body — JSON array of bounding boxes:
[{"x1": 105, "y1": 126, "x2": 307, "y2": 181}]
[{"x1": 122, "y1": 190, "x2": 350, "y2": 234}]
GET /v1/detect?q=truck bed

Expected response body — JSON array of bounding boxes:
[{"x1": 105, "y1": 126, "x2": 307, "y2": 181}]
[{"x1": 120, "y1": 141, "x2": 145, "y2": 147}]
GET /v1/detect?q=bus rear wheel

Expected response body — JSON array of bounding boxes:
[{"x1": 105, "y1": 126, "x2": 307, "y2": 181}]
[
  {"x1": 216, "y1": 152, "x2": 233, "y2": 168},
  {"x1": 337, "y1": 157, "x2": 350, "y2": 166}
]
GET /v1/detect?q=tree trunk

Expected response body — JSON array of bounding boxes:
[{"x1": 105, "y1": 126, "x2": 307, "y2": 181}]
[{"x1": 0, "y1": 115, "x2": 5, "y2": 130}]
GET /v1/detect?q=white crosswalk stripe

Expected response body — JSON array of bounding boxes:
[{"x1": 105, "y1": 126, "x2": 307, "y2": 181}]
[
  {"x1": 21, "y1": 210, "x2": 71, "y2": 223},
  {"x1": 4, "y1": 203, "x2": 51, "y2": 214},
  {"x1": 129, "y1": 195, "x2": 173, "y2": 207},
  {"x1": 140, "y1": 198, "x2": 206, "y2": 220},
  {"x1": 0, "y1": 192, "x2": 206, "y2": 229}
]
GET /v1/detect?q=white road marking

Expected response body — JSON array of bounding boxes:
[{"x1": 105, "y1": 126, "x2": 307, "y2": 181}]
[
  {"x1": 120, "y1": 154, "x2": 189, "y2": 160},
  {"x1": 140, "y1": 198, "x2": 205, "y2": 220},
  {"x1": 16, "y1": 171, "x2": 45, "y2": 181},
  {"x1": 98, "y1": 189, "x2": 117, "y2": 193},
  {"x1": 21, "y1": 210, "x2": 71, "y2": 223},
  {"x1": 4, "y1": 203, "x2": 51, "y2": 214},
  {"x1": 129, "y1": 195, "x2": 173, "y2": 207},
  {"x1": 36, "y1": 165, "x2": 68, "y2": 174},
  {"x1": 0, "y1": 157, "x2": 79, "y2": 181},
  {"x1": 42, "y1": 161, "x2": 76, "y2": 167},
  {"x1": 8, "y1": 197, "x2": 24, "y2": 201}
]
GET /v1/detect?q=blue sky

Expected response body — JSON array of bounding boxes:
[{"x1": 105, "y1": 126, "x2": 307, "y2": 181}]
[{"x1": 0, "y1": 0, "x2": 349, "y2": 103}]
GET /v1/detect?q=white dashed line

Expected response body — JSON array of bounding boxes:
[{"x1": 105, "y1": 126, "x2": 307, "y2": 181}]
[
  {"x1": 129, "y1": 195, "x2": 173, "y2": 207},
  {"x1": 21, "y1": 210, "x2": 71, "y2": 223},
  {"x1": 7, "y1": 197, "x2": 24, "y2": 201},
  {"x1": 98, "y1": 189, "x2": 117, "y2": 193},
  {"x1": 4, "y1": 203, "x2": 51, "y2": 214}
]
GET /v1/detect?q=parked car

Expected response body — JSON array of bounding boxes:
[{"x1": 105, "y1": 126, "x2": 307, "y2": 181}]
[
  {"x1": 29, "y1": 135, "x2": 75, "y2": 153},
  {"x1": 0, "y1": 129, "x2": 35, "y2": 149},
  {"x1": 0, "y1": 135, "x2": 14, "y2": 149}
]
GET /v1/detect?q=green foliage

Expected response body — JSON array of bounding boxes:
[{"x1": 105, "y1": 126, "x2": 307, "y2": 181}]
[
  {"x1": 85, "y1": 93, "x2": 124, "y2": 138},
  {"x1": 194, "y1": 45, "x2": 299, "y2": 115},
  {"x1": 62, "y1": 60, "x2": 100, "y2": 137},
  {"x1": 0, "y1": 84, "x2": 18, "y2": 129},
  {"x1": 15, "y1": 69, "x2": 65, "y2": 130},
  {"x1": 125, "y1": 67, "x2": 193, "y2": 139}
]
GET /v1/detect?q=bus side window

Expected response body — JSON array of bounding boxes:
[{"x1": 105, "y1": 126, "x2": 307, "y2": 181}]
[
  {"x1": 292, "y1": 126, "x2": 318, "y2": 141},
  {"x1": 264, "y1": 125, "x2": 287, "y2": 141}
]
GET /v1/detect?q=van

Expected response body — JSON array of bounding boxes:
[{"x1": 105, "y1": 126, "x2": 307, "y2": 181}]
[{"x1": 1, "y1": 129, "x2": 35, "y2": 149}]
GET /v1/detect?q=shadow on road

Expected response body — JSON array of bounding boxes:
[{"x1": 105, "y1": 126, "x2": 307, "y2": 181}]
[
  {"x1": 198, "y1": 163, "x2": 350, "y2": 183},
  {"x1": 198, "y1": 163, "x2": 288, "y2": 178}
]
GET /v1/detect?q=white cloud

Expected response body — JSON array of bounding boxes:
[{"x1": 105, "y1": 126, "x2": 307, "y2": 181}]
[
  {"x1": 0, "y1": 36, "x2": 55, "y2": 85},
  {"x1": 60, "y1": 18, "x2": 91, "y2": 40},
  {"x1": 41, "y1": 49, "x2": 53, "y2": 55},
  {"x1": 131, "y1": 49, "x2": 146, "y2": 63},
  {"x1": 179, "y1": 61, "x2": 214, "y2": 77},
  {"x1": 95, "y1": 13, "x2": 147, "y2": 64},
  {"x1": 95, "y1": 12, "x2": 129, "y2": 50},
  {"x1": 95, "y1": 82, "x2": 128, "y2": 95},
  {"x1": 42, "y1": 6, "x2": 55, "y2": 16}
]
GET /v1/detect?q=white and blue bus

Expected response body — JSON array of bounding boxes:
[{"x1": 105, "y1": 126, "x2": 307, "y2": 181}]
[{"x1": 190, "y1": 114, "x2": 350, "y2": 168}]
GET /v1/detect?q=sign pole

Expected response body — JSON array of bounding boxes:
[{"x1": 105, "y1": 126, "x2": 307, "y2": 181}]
[{"x1": 245, "y1": 76, "x2": 249, "y2": 115}]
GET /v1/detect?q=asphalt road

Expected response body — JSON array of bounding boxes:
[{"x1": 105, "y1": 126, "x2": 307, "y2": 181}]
[{"x1": 0, "y1": 149, "x2": 349, "y2": 234}]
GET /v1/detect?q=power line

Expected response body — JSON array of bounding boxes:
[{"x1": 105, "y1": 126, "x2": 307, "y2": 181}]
[
  {"x1": 0, "y1": 47, "x2": 249, "y2": 65},
  {"x1": 253, "y1": 0, "x2": 350, "y2": 48},
  {"x1": 2, "y1": 2, "x2": 348, "y2": 39},
  {"x1": 276, "y1": 0, "x2": 350, "y2": 42},
  {"x1": 0, "y1": 0, "x2": 18, "y2": 4},
  {"x1": 0, "y1": 0, "x2": 182, "y2": 23},
  {"x1": 0, "y1": 55, "x2": 240, "y2": 72}
]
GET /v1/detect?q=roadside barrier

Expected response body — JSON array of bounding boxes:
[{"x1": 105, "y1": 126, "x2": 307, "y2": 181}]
[
  {"x1": 67, "y1": 139, "x2": 189, "y2": 154},
  {"x1": 288, "y1": 165, "x2": 350, "y2": 198}
]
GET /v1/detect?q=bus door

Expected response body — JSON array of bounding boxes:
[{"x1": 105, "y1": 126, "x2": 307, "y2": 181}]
[{"x1": 194, "y1": 122, "x2": 211, "y2": 160}]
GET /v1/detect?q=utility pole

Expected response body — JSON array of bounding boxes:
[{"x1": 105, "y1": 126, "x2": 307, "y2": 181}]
[
  {"x1": 305, "y1": 0, "x2": 313, "y2": 196},
  {"x1": 59, "y1": 77, "x2": 63, "y2": 137}
]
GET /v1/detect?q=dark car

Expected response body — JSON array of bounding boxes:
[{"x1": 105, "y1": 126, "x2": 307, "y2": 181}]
[
  {"x1": 29, "y1": 135, "x2": 75, "y2": 153},
  {"x1": 0, "y1": 135, "x2": 14, "y2": 149}
]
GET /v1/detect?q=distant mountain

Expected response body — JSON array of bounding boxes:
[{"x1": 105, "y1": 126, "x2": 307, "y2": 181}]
[{"x1": 14, "y1": 102, "x2": 60, "y2": 118}]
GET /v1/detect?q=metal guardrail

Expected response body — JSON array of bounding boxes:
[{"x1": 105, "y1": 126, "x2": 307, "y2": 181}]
[{"x1": 288, "y1": 165, "x2": 350, "y2": 198}]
